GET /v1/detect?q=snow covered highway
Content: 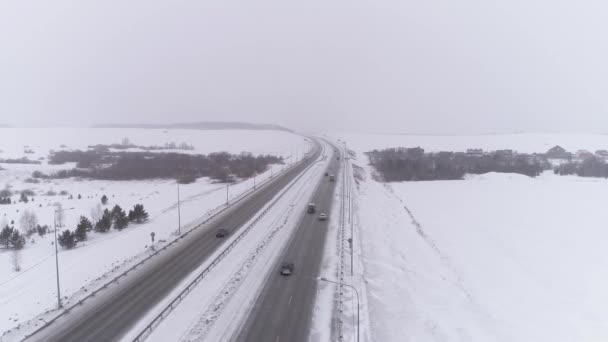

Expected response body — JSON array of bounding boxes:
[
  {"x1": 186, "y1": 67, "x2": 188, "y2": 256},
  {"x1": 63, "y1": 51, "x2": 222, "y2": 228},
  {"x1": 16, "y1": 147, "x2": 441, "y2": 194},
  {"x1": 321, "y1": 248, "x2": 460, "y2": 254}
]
[{"x1": 233, "y1": 144, "x2": 340, "y2": 342}]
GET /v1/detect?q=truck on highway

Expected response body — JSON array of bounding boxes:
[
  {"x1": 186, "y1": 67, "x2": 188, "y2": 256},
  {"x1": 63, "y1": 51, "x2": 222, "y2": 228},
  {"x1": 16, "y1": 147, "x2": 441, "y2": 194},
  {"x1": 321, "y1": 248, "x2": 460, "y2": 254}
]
[
  {"x1": 329, "y1": 174, "x2": 335, "y2": 182},
  {"x1": 307, "y1": 203, "x2": 316, "y2": 213}
]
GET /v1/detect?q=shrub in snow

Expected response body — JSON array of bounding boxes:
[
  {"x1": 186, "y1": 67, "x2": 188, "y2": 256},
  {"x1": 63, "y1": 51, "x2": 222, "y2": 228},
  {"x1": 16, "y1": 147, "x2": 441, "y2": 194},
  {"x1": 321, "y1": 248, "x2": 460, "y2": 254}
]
[
  {"x1": 19, "y1": 193, "x2": 28, "y2": 203},
  {"x1": 11, "y1": 249, "x2": 21, "y2": 271},
  {"x1": 0, "y1": 188, "x2": 12, "y2": 198},
  {"x1": 36, "y1": 224, "x2": 48, "y2": 237},
  {"x1": 101, "y1": 195, "x2": 108, "y2": 205},
  {"x1": 31, "y1": 170, "x2": 48, "y2": 179}
]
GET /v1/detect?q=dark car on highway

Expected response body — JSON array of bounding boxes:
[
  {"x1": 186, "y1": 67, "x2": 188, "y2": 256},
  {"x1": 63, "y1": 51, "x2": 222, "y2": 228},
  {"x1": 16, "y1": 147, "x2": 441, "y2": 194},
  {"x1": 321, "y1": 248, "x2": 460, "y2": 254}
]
[
  {"x1": 280, "y1": 262, "x2": 295, "y2": 276},
  {"x1": 216, "y1": 229, "x2": 229, "y2": 238}
]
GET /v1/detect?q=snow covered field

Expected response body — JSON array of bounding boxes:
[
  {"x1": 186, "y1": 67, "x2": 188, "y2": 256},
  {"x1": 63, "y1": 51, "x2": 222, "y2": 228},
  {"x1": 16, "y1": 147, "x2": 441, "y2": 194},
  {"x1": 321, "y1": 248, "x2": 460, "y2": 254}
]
[
  {"x1": 0, "y1": 127, "x2": 308, "y2": 337},
  {"x1": 335, "y1": 133, "x2": 608, "y2": 342}
]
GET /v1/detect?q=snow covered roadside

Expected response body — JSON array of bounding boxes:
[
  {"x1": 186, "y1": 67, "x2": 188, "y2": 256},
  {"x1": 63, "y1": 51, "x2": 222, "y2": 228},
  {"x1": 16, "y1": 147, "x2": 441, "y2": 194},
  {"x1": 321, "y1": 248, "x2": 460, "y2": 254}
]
[
  {"x1": 0, "y1": 128, "x2": 309, "y2": 338},
  {"x1": 130, "y1": 142, "x2": 330, "y2": 342},
  {"x1": 336, "y1": 130, "x2": 608, "y2": 341}
]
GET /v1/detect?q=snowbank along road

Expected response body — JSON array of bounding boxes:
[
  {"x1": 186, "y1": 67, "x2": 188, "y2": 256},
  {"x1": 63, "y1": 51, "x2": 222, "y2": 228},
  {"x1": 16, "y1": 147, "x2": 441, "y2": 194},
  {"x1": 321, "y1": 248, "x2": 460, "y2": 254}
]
[{"x1": 22, "y1": 139, "x2": 323, "y2": 342}]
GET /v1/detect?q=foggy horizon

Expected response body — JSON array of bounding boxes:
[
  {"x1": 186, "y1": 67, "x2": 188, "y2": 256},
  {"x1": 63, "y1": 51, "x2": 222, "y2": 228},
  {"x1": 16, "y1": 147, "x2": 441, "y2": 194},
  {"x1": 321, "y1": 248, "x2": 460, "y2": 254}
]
[{"x1": 2, "y1": 1, "x2": 608, "y2": 134}]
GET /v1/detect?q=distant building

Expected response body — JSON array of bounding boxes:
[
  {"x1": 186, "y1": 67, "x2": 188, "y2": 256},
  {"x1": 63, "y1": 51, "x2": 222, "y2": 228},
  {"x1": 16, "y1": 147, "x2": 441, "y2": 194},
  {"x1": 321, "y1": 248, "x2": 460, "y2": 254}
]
[
  {"x1": 575, "y1": 149, "x2": 594, "y2": 160},
  {"x1": 595, "y1": 150, "x2": 608, "y2": 158},
  {"x1": 405, "y1": 147, "x2": 424, "y2": 158},
  {"x1": 466, "y1": 148, "x2": 484, "y2": 156},
  {"x1": 546, "y1": 145, "x2": 570, "y2": 159},
  {"x1": 495, "y1": 149, "x2": 514, "y2": 157},
  {"x1": 436, "y1": 151, "x2": 454, "y2": 159}
]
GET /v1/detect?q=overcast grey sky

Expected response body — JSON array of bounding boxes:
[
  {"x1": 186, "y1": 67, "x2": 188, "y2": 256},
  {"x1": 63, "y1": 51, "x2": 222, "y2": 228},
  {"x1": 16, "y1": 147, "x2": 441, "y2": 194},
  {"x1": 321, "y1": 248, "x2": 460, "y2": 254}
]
[{"x1": 1, "y1": 0, "x2": 607, "y2": 133}]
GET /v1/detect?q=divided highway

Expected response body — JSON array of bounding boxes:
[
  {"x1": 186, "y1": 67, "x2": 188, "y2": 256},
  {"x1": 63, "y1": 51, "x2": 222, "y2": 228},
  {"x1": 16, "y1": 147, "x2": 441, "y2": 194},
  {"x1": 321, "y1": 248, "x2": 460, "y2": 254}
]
[
  {"x1": 234, "y1": 143, "x2": 341, "y2": 342},
  {"x1": 25, "y1": 142, "x2": 323, "y2": 342}
]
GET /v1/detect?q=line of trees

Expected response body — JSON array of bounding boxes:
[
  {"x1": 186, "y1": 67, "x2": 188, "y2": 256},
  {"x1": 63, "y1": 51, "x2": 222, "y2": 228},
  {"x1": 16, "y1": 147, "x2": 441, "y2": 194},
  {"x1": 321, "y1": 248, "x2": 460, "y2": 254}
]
[
  {"x1": 554, "y1": 157, "x2": 608, "y2": 178},
  {"x1": 45, "y1": 150, "x2": 281, "y2": 184},
  {"x1": 368, "y1": 148, "x2": 548, "y2": 181},
  {"x1": 58, "y1": 204, "x2": 149, "y2": 249},
  {"x1": 0, "y1": 226, "x2": 25, "y2": 250}
]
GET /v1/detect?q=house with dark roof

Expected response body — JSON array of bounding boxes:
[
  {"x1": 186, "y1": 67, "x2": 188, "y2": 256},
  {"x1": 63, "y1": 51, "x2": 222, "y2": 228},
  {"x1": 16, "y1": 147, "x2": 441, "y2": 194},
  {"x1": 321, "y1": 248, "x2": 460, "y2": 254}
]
[{"x1": 546, "y1": 145, "x2": 570, "y2": 159}]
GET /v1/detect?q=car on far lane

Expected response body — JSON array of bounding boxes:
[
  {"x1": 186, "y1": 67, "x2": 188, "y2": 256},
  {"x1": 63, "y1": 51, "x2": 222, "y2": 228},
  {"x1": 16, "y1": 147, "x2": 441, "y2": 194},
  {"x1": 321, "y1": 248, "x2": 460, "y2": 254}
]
[
  {"x1": 216, "y1": 228, "x2": 229, "y2": 238},
  {"x1": 280, "y1": 262, "x2": 295, "y2": 276},
  {"x1": 318, "y1": 213, "x2": 327, "y2": 221}
]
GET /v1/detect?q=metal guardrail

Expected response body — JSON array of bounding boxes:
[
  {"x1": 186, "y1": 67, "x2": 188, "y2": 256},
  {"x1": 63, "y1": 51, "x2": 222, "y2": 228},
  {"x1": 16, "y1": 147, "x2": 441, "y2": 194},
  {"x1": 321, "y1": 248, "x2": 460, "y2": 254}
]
[
  {"x1": 337, "y1": 146, "x2": 348, "y2": 341},
  {"x1": 130, "y1": 149, "x2": 324, "y2": 342},
  {"x1": 20, "y1": 158, "x2": 307, "y2": 342}
]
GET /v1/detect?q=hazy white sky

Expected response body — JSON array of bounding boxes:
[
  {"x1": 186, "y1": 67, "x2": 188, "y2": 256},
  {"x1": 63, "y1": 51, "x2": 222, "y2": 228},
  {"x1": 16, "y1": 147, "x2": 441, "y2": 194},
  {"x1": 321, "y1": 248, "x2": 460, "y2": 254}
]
[{"x1": 1, "y1": 0, "x2": 608, "y2": 133}]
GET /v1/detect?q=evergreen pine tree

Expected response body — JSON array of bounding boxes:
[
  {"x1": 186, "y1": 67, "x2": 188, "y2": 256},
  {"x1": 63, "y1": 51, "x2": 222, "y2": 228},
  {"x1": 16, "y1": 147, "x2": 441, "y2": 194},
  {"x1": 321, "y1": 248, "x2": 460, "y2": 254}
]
[
  {"x1": 94, "y1": 210, "x2": 112, "y2": 232},
  {"x1": 57, "y1": 230, "x2": 77, "y2": 249},
  {"x1": 130, "y1": 204, "x2": 149, "y2": 223},
  {"x1": 111, "y1": 205, "x2": 123, "y2": 220},
  {"x1": 0, "y1": 225, "x2": 14, "y2": 248},
  {"x1": 10, "y1": 230, "x2": 25, "y2": 249},
  {"x1": 114, "y1": 209, "x2": 129, "y2": 230},
  {"x1": 75, "y1": 216, "x2": 92, "y2": 241}
]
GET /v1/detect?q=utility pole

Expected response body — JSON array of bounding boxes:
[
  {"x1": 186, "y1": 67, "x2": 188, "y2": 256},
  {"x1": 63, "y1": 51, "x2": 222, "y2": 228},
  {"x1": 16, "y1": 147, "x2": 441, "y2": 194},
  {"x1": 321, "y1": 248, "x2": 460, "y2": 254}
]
[
  {"x1": 226, "y1": 183, "x2": 229, "y2": 205},
  {"x1": 54, "y1": 207, "x2": 74, "y2": 309},
  {"x1": 53, "y1": 212, "x2": 60, "y2": 308},
  {"x1": 177, "y1": 183, "x2": 181, "y2": 235}
]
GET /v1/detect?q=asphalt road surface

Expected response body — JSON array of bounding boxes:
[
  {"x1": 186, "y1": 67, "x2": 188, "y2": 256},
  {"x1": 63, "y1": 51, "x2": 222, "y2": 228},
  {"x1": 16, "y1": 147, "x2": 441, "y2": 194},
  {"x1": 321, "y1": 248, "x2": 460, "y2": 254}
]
[
  {"x1": 234, "y1": 145, "x2": 340, "y2": 342},
  {"x1": 26, "y1": 142, "x2": 323, "y2": 342}
]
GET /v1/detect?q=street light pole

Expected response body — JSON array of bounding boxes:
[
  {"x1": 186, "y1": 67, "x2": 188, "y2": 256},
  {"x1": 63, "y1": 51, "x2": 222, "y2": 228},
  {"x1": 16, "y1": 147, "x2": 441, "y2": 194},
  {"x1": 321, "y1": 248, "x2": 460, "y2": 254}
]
[
  {"x1": 54, "y1": 207, "x2": 74, "y2": 309},
  {"x1": 319, "y1": 277, "x2": 360, "y2": 342},
  {"x1": 53, "y1": 211, "x2": 61, "y2": 308},
  {"x1": 177, "y1": 183, "x2": 181, "y2": 235},
  {"x1": 226, "y1": 183, "x2": 229, "y2": 205}
]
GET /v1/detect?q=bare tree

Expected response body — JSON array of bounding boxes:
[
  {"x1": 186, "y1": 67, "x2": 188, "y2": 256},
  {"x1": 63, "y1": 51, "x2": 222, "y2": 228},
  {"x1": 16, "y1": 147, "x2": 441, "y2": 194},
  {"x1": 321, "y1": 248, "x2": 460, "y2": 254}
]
[
  {"x1": 19, "y1": 210, "x2": 38, "y2": 236},
  {"x1": 91, "y1": 204, "x2": 102, "y2": 223},
  {"x1": 54, "y1": 202, "x2": 65, "y2": 228},
  {"x1": 10, "y1": 249, "x2": 21, "y2": 271}
]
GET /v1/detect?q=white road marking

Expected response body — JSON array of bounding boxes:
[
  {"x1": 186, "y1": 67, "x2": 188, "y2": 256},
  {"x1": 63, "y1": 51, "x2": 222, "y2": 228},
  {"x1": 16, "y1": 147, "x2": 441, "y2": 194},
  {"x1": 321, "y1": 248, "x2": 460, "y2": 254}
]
[
  {"x1": 275, "y1": 335, "x2": 280, "y2": 342},
  {"x1": 288, "y1": 295, "x2": 293, "y2": 305}
]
